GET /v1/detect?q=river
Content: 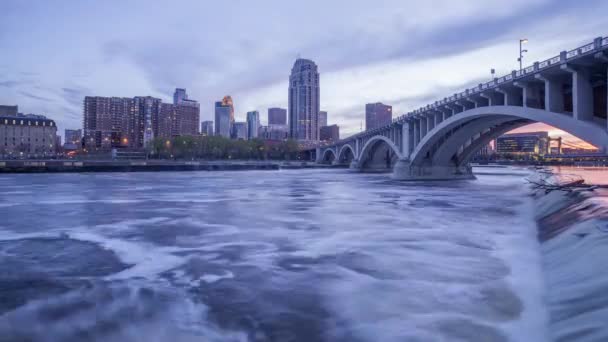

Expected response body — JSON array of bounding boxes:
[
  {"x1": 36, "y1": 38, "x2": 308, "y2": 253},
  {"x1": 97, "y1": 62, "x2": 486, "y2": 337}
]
[{"x1": 0, "y1": 168, "x2": 550, "y2": 341}]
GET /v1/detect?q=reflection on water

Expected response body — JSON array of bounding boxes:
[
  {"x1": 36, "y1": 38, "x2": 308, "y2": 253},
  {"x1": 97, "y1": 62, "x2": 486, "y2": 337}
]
[
  {"x1": 550, "y1": 166, "x2": 608, "y2": 185},
  {"x1": 0, "y1": 169, "x2": 547, "y2": 341}
]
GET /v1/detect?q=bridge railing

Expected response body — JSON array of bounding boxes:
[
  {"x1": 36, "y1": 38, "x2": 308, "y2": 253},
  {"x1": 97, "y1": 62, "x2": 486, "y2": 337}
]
[{"x1": 398, "y1": 35, "x2": 608, "y2": 122}]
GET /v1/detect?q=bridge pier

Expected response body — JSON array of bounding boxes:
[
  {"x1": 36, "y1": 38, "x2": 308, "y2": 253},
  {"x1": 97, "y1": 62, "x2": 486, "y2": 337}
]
[{"x1": 392, "y1": 159, "x2": 474, "y2": 181}]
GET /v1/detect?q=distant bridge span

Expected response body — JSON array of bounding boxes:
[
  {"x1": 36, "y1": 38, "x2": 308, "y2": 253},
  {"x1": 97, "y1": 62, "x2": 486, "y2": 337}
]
[{"x1": 311, "y1": 36, "x2": 608, "y2": 180}]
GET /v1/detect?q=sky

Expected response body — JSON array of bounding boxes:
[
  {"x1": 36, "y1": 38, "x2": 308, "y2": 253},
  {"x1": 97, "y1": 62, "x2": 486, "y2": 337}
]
[{"x1": 0, "y1": 0, "x2": 605, "y2": 148}]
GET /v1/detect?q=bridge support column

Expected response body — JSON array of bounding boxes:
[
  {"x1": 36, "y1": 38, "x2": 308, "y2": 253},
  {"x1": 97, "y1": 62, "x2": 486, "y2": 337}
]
[
  {"x1": 350, "y1": 159, "x2": 360, "y2": 169},
  {"x1": 562, "y1": 65, "x2": 594, "y2": 121},
  {"x1": 401, "y1": 121, "x2": 411, "y2": 159},
  {"x1": 315, "y1": 147, "x2": 322, "y2": 163},
  {"x1": 480, "y1": 91, "x2": 504, "y2": 106},
  {"x1": 420, "y1": 116, "x2": 428, "y2": 138},
  {"x1": 497, "y1": 87, "x2": 523, "y2": 106},
  {"x1": 392, "y1": 159, "x2": 474, "y2": 181},
  {"x1": 535, "y1": 74, "x2": 565, "y2": 113}
]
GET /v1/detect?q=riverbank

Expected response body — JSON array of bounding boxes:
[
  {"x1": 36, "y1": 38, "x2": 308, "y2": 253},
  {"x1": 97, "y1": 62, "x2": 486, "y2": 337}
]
[
  {"x1": 0, "y1": 160, "x2": 343, "y2": 173},
  {"x1": 531, "y1": 169, "x2": 608, "y2": 341}
]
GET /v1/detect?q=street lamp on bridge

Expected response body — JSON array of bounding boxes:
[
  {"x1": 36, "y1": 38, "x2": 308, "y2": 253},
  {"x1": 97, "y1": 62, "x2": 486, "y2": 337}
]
[{"x1": 518, "y1": 38, "x2": 529, "y2": 71}]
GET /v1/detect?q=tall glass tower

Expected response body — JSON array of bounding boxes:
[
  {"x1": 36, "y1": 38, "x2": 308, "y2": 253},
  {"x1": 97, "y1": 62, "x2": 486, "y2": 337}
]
[{"x1": 288, "y1": 59, "x2": 320, "y2": 141}]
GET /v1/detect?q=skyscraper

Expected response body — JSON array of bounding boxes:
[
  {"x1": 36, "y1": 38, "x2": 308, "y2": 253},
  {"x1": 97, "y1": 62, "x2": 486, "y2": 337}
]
[
  {"x1": 319, "y1": 111, "x2": 327, "y2": 128},
  {"x1": 221, "y1": 96, "x2": 235, "y2": 124},
  {"x1": 246, "y1": 111, "x2": 260, "y2": 140},
  {"x1": 215, "y1": 101, "x2": 232, "y2": 138},
  {"x1": 173, "y1": 88, "x2": 188, "y2": 105},
  {"x1": 201, "y1": 121, "x2": 214, "y2": 136},
  {"x1": 365, "y1": 103, "x2": 392, "y2": 130},
  {"x1": 268, "y1": 107, "x2": 287, "y2": 125},
  {"x1": 233, "y1": 122, "x2": 248, "y2": 140},
  {"x1": 288, "y1": 59, "x2": 320, "y2": 141}
]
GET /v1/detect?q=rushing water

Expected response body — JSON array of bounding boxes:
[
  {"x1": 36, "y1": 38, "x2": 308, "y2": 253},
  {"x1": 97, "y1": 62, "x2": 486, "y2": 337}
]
[{"x1": 0, "y1": 168, "x2": 549, "y2": 342}]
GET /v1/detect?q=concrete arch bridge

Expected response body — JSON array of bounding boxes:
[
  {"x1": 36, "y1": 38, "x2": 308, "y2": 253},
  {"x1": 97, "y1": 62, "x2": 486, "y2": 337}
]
[{"x1": 313, "y1": 36, "x2": 608, "y2": 180}]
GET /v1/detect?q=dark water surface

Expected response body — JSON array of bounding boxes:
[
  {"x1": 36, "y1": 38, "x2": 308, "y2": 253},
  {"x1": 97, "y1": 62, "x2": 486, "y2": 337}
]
[{"x1": 0, "y1": 169, "x2": 547, "y2": 341}]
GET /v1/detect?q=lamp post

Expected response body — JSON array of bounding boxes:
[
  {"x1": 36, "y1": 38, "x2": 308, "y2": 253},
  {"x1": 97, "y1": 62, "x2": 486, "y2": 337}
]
[{"x1": 518, "y1": 38, "x2": 528, "y2": 72}]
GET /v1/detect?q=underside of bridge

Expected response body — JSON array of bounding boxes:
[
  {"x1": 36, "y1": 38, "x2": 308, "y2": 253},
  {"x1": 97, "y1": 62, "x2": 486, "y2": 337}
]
[
  {"x1": 320, "y1": 149, "x2": 336, "y2": 164},
  {"x1": 337, "y1": 146, "x2": 355, "y2": 165},
  {"x1": 358, "y1": 139, "x2": 399, "y2": 172}
]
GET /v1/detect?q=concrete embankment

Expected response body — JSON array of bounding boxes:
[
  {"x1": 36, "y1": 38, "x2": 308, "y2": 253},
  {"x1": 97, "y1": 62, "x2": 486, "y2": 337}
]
[
  {"x1": 0, "y1": 160, "x2": 346, "y2": 173},
  {"x1": 0, "y1": 160, "x2": 276, "y2": 173},
  {"x1": 531, "y1": 174, "x2": 608, "y2": 342}
]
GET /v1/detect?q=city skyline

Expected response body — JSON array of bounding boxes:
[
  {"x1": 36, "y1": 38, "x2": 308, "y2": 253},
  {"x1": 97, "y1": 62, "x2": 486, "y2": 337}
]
[{"x1": 1, "y1": 1, "x2": 606, "y2": 148}]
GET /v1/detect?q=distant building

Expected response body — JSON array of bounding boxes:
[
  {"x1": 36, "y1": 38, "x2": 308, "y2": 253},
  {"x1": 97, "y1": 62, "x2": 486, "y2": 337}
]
[
  {"x1": 222, "y1": 96, "x2": 235, "y2": 124},
  {"x1": 0, "y1": 113, "x2": 57, "y2": 155},
  {"x1": 233, "y1": 122, "x2": 248, "y2": 140},
  {"x1": 365, "y1": 103, "x2": 392, "y2": 130},
  {"x1": 64, "y1": 129, "x2": 82, "y2": 150},
  {"x1": 319, "y1": 111, "x2": 327, "y2": 128},
  {"x1": 84, "y1": 93, "x2": 198, "y2": 150},
  {"x1": 320, "y1": 124, "x2": 339, "y2": 142},
  {"x1": 215, "y1": 101, "x2": 232, "y2": 138},
  {"x1": 133, "y1": 96, "x2": 162, "y2": 148},
  {"x1": 0, "y1": 105, "x2": 18, "y2": 117},
  {"x1": 268, "y1": 107, "x2": 287, "y2": 125},
  {"x1": 55, "y1": 135, "x2": 62, "y2": 153},
  {"x1": 173, "y1": 88, "x2": 188, "y2": 105},
  {"x1": 201, "y1": 121, "x2": 214, "y2": 136},
  {"x1": 289, "y1": 58, "x2": 320, "y2": 141},
  {"x1": 496, "y1": 131, "x2": 549, "y2": 156},
  {"x1": 246, "y1": 111, "x2": 260, "y2": 140},
  {"x1": 84, "y1": 96, "x2": 134, "y2": 149},
  {"x1": 259, "y1": 125, "x2": 289, "y2": 140},
  {"x1": 157, "y1": 98, "x2": 199, "y2": 139}
]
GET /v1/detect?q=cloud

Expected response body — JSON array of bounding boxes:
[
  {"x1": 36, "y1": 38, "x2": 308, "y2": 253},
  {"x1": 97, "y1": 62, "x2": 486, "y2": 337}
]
[
  {"x1": 18, "y1": 91, "x2": 53, "y2": 102},
  {"x1": 0, "y1": 80, "x2": 18, "y2": 88}
]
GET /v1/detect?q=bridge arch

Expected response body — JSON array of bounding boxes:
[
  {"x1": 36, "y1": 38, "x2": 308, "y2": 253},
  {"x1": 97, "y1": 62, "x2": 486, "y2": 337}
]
[
  {"x1": 337, "y1": 144, "x2": 356, "y2": 164},
  {"x1": 320, "y1": 148, "x2": 337, "y2": 164},
  {"x1": 408, "y1": 105, "x2": 608, "y2": 171},
  {"x1": 358, "y1": 135, "x2": 403, "y2": 172}
]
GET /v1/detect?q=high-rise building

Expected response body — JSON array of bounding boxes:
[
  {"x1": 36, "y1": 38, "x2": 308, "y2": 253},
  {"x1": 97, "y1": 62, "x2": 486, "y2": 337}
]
[
  {"x1": 158, "y1": 99, "x2": 200, "y2": 139},
  {"x1": 320, "y1": 124, "x2": 339, "y2": 142},
  {"x1": 64, "y1": 129, "x2": 82, "y2": 150},
  {"x1": 84, "y1": 96, "x2": 132, "y2": 149},
  {"x1": 319, "y1": 111, "x2": 327, "y2": 127},
  {"x1": 365, "y1": 103, "x2": 392, "y2": 130},
  {"x1": 288, "y1": 59, "x2": 320, "y2": 141},
  {"x1": 0, "y1": 113, "x2": 57, "y2": 155},
  {"x1": 215, "y1": 101, "x2": 232, "y2": 138},
  {"x1": 133, "y1": 96, "x2": 161, "y2": 148},
  {"x1": 233, "y1": 122, "x2": 248, "y2": 140},
  {"x1": 173, "y1": 88, "x2": 188, "y2": 105},
  {"x1": 246, "y1": 111, "x2": 260, "y2": 140},
  {"x1": 268, "y1": 107, "x2": 287, "y2": 125},
  {"x1": 201, "y1": 121, "x2": 214, "y2": 136},
  {"x1": 82, "y1": 91, "x2": 200, "y2": 149},
  {"x1": 222, "y1": 96, "x2": 235, "y2": 124}
]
